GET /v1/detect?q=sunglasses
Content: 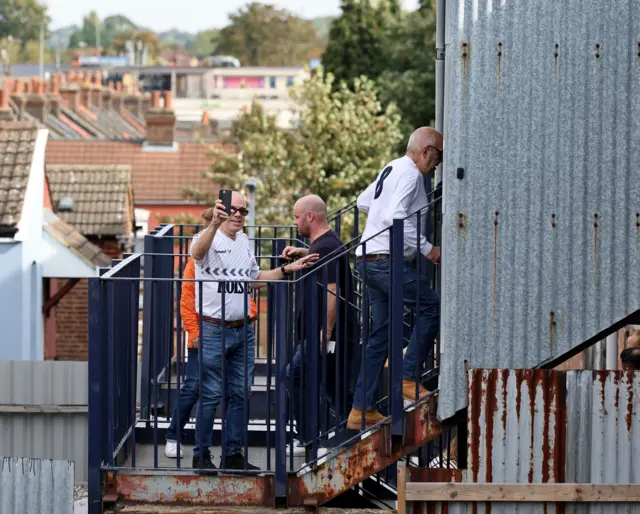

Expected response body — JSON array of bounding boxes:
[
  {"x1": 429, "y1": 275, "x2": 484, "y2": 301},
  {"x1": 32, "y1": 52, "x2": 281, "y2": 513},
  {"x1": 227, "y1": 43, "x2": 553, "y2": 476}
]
[{"x1": 230, "y1": 206, "x2": 249, "y2": 217}]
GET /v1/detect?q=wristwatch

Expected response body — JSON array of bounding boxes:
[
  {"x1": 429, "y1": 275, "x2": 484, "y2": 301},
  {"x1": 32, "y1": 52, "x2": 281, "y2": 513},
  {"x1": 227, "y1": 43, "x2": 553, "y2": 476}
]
[{"x1": 280, "y1": 263, "x2": 289, "y2": 276}]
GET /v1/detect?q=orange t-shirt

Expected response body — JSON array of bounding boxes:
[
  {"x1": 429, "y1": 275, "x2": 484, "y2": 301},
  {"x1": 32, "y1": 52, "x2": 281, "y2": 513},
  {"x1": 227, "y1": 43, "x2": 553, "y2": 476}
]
[{"x1": 181, "y1": 258, "x2": 258, "y2": 349}]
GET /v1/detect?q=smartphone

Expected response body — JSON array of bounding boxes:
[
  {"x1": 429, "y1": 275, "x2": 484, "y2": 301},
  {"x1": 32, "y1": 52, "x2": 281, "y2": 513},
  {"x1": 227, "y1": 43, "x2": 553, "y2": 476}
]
[{"x1": 219, "y1": 189, "x2": 232, "y2": 214}]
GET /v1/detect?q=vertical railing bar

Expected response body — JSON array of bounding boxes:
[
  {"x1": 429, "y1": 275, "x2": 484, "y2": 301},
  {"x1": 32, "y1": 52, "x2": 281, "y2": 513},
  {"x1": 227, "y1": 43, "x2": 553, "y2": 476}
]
[
  {"x1": 130, "y1": 275, "x2": 138, "y2": 468},
  {"x1": 244, "y1": 287, "x2": 249, "y2": 470},
  {"x1": 220, "y1": 287, "x2": 227, "y2": 470},
  {"x1": 107, "y1": 279, "x2": 115, "y2": 467},
  {"x1": 390, "y1": 219, "x2": 405, "y2": 434},
  {"x1": 266, "y1": 282, "x2": 273, "y2": 471},
  {"x1": 321, "y1": 266, "x2": 328, "y2": 442},
  {"x1": 198, "y1": 279, "x2": 204, "y2": 472},
  {"x1": 360, "y1": 241, "x2": 368, "y2": 431}
]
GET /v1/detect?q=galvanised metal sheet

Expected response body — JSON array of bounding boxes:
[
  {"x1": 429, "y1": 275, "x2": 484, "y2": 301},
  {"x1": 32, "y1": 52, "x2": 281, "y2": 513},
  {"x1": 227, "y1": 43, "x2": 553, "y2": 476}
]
[
  {"x1": 0, "y1": 457, "x2": 74, "y2": 514},
  {"x1": 461, "y1": 369, "x2": 640, "y2": 514},
  {"x1": 0, "y1": 361, "x2": 88, "y2": 482},
  {"x1": 439, "y1": 0, "x2": 640, "y2": 420}
]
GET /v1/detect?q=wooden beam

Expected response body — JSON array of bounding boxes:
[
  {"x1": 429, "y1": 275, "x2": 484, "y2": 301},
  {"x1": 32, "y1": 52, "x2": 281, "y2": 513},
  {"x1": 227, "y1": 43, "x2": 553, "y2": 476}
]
[
  {"x1": 43, "y1": 278, "x2": 80, "y2": 316},
  {"x1": 405, "y1": 483, "x2": 640, "y2": 503},
  {"x1": 397, "y1": 461, "x2": 407, "y2": 514}
]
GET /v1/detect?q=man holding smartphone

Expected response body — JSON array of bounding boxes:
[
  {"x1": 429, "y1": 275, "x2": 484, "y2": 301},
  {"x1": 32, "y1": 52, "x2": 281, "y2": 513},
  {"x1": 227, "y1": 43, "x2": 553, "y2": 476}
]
[{"x1": 190, "y1": 190, "x2": 318, "y2": 471}]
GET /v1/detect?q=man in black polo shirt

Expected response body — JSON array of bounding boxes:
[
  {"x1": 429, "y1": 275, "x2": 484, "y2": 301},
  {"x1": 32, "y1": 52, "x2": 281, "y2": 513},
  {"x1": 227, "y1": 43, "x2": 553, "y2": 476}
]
[{"x1": 282, "y1": 195, "x2": 358, "y2": 457}]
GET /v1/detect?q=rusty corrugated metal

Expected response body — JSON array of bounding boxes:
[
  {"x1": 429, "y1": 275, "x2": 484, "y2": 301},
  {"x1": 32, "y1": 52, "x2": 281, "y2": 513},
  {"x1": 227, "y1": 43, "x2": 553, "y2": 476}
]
[
  {"x1": 0, "y1": 457, "x2": 74, "y2": 514},
  {"x1": 439, "y1": 0, "x2": 640, "y2": 421},
  {"x1": 460, "y1": 369, "x2": 640, "y2": 513}
]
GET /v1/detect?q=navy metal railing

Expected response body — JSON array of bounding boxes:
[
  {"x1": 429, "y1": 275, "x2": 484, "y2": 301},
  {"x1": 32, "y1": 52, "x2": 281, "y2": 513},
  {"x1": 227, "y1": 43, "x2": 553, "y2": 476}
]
[{"x1": 88, "y1": 190, "x2": 450, "y2": 511}]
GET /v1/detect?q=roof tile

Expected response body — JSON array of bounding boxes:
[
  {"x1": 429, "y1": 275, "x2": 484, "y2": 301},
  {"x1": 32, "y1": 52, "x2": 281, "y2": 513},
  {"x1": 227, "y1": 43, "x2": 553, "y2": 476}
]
[
  {"x1": 46, "y1": 164, "x2": 133, "y2": 236},
  {"x1": 0, "y1": 121, "x2": 39, "y2": 228}
]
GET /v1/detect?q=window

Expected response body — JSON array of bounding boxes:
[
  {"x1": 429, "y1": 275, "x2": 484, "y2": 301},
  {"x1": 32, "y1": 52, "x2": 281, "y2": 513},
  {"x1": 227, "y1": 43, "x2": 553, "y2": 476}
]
[
  {"x1": 286, "y1": 76, "x2": 294, "y2": 87},
  {"x1": 269, "y1": 76, "x2": 277, "y2": 88}
]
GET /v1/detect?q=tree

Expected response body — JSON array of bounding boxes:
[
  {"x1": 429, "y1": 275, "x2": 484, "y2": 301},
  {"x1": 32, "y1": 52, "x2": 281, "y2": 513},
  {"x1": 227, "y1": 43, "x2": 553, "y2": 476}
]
[
  {"x1": 0, "y1": 0, "x2": 50, "y2": 59},
  {"x1": 182, "y1": 68, "x2": 402, "y2": 227},
  {"x1": 214, "y1": 2, "x2": 320, "y2": 66},
  {"x1": 321, "y1": 0, "x2": 399, "y2": 86},
  {"x1": 109, "y1": 29, "x2": 162, "y2": 59},
  {"x1": 188, "y1": 29, "x2": 219, "y2": 57},
  {"x1": 376, "y1": 6, "x2": 437, "y2": 138},
  {"x1": 68, "y1": 11, "x2": 107, "y2": 50}
]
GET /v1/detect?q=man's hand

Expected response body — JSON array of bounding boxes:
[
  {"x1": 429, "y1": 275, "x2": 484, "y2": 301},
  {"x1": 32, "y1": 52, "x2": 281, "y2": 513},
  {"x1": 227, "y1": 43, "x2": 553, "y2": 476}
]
[
  {"x1": 282, "y1": 246, "x2": 308, "y2": 261},
  {"x1": 285, "y1": 253, "x2": 320, "y2": 273},
  {"x1": 211, "y1": 199, "x2": 229, "y2": 228},
  {"x1": 426, "y1": 246, "x2": 441, "y2": 264}
]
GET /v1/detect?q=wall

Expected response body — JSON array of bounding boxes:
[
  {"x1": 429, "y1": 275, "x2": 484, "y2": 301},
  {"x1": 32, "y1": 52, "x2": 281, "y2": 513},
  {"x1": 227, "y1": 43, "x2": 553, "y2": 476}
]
[
  {"x1": 0, "y1": 360, "x2": 88, "y2": 483},
  {"x1": 0, "y1": 242, "x2": 25, "y2": 360},
  {"x1": 439, "y1": 0, "x2": 640, "y2": 421},
  {"x1": 143, "y1": 204, "x2": 210, "y2": 235},
  {"x1": 53, "y1": 279, "x2": 89, "y2": 361},
  {"x1": 90, "y1": 237, "x2": 122, "y2": 259}
]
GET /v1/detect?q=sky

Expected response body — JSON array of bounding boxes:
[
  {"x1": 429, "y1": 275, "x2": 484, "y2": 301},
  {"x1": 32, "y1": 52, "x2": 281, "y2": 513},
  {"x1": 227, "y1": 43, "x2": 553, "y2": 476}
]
[{"x1": 45, "y1": 0, "x2": 420, "y2": 32}]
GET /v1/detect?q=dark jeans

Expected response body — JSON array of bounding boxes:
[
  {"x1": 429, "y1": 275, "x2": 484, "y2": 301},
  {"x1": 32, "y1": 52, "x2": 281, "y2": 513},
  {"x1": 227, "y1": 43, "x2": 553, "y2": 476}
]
[
  {"x1": 286, "y1": 339, "x2": 353, "y2": 446},
  {"x1": 193, "y1": 322, "x2": 255, "y2": 457},
  {"x1": 352, "y1": 259, "x2": 440, "y2": 411},
  {"x1": 166, "y1": 348, "x2": 200, "y2": 442}
]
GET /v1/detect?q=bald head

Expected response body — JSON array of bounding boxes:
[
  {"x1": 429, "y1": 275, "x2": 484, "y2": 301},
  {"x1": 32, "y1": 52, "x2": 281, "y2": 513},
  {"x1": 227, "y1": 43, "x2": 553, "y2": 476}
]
[
  {"x1": 293, "y1": 195, "x2": 329, "y2": 239},
  {"x1": 406, "y1": 127, "x2": 443, "y2": 175},
  {"x1": 295, "y1": 195, "x2": 327, "y2": 220}
]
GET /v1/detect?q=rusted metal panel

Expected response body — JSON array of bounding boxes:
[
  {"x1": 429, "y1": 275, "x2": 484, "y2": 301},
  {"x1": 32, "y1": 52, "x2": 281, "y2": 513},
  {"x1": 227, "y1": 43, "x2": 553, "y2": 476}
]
[
  {"x1": 439, "y1": 0, "x2": 640, "y2": 422},
  {"x1": 0, "y1": 457, "x2": 74, "y2": 514},
  {"x1": 288, "y1": 401, "x2": 441, "y2": 507},
  {"x1": 114, "y1": 473, "x2": 275, "y2": 507},
  {"x1": 463, "y1": 369, "x2": 640, "y2": 513}
]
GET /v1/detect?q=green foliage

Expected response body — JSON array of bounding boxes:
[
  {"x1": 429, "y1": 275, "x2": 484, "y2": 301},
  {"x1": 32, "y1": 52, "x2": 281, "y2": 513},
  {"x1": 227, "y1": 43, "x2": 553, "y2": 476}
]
[
  {"x1": 109, "y1": 29, "x2": 162, "y2": 58},
  {"x1": 187, "y1": 29, "x2": 219, "y2": 57},
  {"x1": 376, "y1": 7, "x2": 437, "y2": 137},
  {"x1": 183, "y1": 68, "x2": 402, "y2": 227},
  {"x1": 68, "y1": 11, "x2": 107, "y2": 49},
  {"x1": 214, "y1": 2, "x2": 321, "y2": 66},
  {"x1": 0, "y1": 0, "x2": 50, "y2": 58},
  {"x1": 321, "y1": 0, "x2": 400, "y2": 86}
]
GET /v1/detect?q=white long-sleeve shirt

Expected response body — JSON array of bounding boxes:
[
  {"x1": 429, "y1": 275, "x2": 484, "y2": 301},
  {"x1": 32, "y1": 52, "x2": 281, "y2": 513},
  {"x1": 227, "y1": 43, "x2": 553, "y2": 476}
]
[{"x1": 355, "y1": 156, "x2": 432, "y2": 260}]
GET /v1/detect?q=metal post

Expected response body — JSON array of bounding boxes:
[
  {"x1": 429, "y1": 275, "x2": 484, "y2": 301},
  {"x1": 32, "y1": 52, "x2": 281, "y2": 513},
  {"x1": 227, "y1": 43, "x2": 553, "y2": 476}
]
[
  {"x1": 390, "y1": 219, "x2": 405, "y2": 435},
  {"x1": 245, "y1": 177, "x2": 257, "y2": 244},
  {"x1": 435, "y1": 0, "x2": 446, "y2": 185},
  {"x1": 39, "y1": 24, "x2": 44, "y2": 81},
  {"x1": 274, "y1": 281, "x2": 288, "y2": 500}
]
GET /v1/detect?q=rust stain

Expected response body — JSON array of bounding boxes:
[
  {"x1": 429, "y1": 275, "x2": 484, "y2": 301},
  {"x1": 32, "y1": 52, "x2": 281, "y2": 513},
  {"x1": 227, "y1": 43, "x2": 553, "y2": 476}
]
[
  {"x1": 554, "y1": 43, "x2": 559, "y2": 75},
  {"x1": 497, "y1": 41, "x2": 503, "y2": 91},
  {"x1": 626, "y1": 370, "x2": 634, "y2": 434},
  {"x1": 115, "y1": 474, "x2": 274, "y2": 507},
  {"x1": 549, "y1": 311, "x2": 556, "y2": 354},
  {"x1": 636, "y1": 213, "x2": 640, "y2": 249},
  {"x1": 637, "y1": 41, "x2": 640, "y2": 57},
  {"x1": 484, "y1": 371, "x2": 495, "y2": 484},
  {"x1": 593, "y1": 213, "x2": 599, "y2": 284},
  {"x1": 501, "y1": 369, "x2": 509, "y2": 434},
  {"x1": 288, "y1": 400, "x2": 441, "y2": 506},
  {"x1": 554, "y1": 371, "x2": 567, "y2": 485},
  {"x1": 595, "y1": 43, "x2": 601, "y2": 59},
  {"x1": 468, "y1": 370, "x2": 483, "y2": 482},
  {"x1": 526, "y1": 371, "x2": 535, "y2": 484},
  {"x1": 461, "y1": 41, "x2": 470, "y2": 76}
]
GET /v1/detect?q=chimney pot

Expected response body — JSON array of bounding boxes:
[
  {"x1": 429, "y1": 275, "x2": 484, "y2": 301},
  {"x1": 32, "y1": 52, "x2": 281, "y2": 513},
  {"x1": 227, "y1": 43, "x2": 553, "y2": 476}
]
[
  {"x1": 202, "y1": 110, "x2": 209, "y2": 124},
  {"x1": 0, "y1": 88, "x2": 9, "y2": 109},
  {"x1": 13, "y1": 80, "x2": 23, "y2": 94},
  {"x1": 151, "y1": 90, "x2": 160, "y2": 108},
  {"x1": 115, "y1": 82, "x2": 123, "y2": 93},
  {"x1": 24, "y1": 82, "x2": 32, "y2": 94},
  {"x1": 162, "y1": 91, "x2": 173, "y2": 110}
]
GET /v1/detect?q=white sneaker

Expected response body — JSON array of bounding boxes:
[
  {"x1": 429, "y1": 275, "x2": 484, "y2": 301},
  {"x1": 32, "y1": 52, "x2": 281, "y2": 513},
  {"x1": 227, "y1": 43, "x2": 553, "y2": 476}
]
[
  {"x1": 164, "y1": 440, "x2": 184, "y2": 459},
  {"x1": 286, "y1": 439, "x2": 306, "y2": 457}
]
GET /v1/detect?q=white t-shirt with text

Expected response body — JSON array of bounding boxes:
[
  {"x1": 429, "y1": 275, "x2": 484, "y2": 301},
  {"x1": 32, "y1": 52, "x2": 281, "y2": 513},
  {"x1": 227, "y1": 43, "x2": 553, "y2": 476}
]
[
  {"x1": 355, "y1": 155, "x2": 432, "y2": 260},
  {"x1": 190, "y1": 229, "x2": 260, "y2": 321}
]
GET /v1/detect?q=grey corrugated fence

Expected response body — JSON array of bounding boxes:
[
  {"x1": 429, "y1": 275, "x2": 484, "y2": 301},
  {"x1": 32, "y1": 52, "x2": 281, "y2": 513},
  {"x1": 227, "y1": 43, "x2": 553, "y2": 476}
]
[
  {"x1": 0, "y1": 360, "x2": 88, "y2": 483},
  {"x1": 0, "y1": 457, "x2": 74, "y2": 514}
]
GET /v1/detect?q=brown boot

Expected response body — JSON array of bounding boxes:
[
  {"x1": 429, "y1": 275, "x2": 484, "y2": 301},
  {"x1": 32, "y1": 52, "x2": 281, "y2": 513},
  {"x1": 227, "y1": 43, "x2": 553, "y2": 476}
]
[
  {"x1": 346, "y1": 408, "x2": 389, "y2": 430},
  {"x1": 402, "y1": 379, "x2": 430, "y2": 405}
]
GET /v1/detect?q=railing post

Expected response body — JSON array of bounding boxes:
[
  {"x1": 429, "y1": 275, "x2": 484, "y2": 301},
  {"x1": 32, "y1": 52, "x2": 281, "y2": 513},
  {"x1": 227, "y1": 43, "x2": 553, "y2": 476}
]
[
  {"x1": 274, "y1": 280, "x2": 288, "y2": 502},
  {"x1": 88, "y1": 275, "x2": 106, "y2": 514},
  {"x1": 390, "y1": 218, "x2": 405, "y2": 435},
  {"x1": 140, "y1": 234, "x2": 155, "y2": 419}
]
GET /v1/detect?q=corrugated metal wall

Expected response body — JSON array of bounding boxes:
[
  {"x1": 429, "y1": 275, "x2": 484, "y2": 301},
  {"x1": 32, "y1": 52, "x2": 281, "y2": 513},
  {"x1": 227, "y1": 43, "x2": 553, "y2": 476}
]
[
  {"x1": 439, "y1": 0, "x2": 640, "y2": 420},
  {"x1": 0, "y1": 457, "x2": 74, "y2": 514},
  {"x1": 0, "y1": 361, "x2": 88, "y2": 482}
]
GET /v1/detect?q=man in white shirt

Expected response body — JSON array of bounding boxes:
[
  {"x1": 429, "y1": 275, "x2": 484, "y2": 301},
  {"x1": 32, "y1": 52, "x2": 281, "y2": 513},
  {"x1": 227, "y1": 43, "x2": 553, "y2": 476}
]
[
  {"x1": 347, "y1": 127, "x2": 443, "y2": 430},
  {"x1": 190, "y1": 191, "x2": 318, "y2": 471}
]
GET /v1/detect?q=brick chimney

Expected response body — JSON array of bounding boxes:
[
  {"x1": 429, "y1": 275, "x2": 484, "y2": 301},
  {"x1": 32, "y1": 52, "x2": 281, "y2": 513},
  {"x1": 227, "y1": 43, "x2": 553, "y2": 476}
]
[
  {"x1": 59, "y1": 83, "x2": 81, "y2": 111},
  {"x1": 10, "y1": 79, "x2": 26, "y2": 112},
  {"x1": 110, "y1": 82, "x2": 123, "y2": 114},
  {"x1": 192, "y1": 110, "x2": 217, "y2": 139},
  {"x1": 123, "y1": 83, "x2": 142, "y2": 118},
  {"x1": 91, "y1": 72, "x2": 103, "y2": 109},
  {"x1": 25, "y1": 79, "x2": 49, "y2": 122},
  {"x1": 145, "y1": 90, "x2": 176, "y2": 147},
  {"x1": 81, "y1": 75, "x2": 93, "y2": 109},
  {"x1": 0, "y1": 86, "x2": 14, "y2": 121},
  {"x1": 48, "y1": 77, "x2": 62, "y2": 117},
  {"x1": 142, "y1": 91, "x2": 152, "y2": 114},
  {"x1": 102, "y1": 81, "x2": 114, "y2": 110}
]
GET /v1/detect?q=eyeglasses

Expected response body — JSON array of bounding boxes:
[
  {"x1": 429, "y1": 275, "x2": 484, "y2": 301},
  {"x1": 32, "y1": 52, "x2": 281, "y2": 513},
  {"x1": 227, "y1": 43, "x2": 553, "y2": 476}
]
[
  {"x1": 427, "y1": 146, "x2": 443, "y2": 159},
  {"x1": 230, "y1": 206, "x2": 249, "y2": 217}
]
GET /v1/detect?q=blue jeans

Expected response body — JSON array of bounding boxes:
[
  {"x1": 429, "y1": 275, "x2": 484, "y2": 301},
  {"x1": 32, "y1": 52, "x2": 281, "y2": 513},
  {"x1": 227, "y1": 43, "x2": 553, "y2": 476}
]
[
  {"x1": 352, "y1": 259, "x2": 440, "y2": 411},
  {"x1": 193, "y1": 322, "x2": 255, "y2": 457},
  {"x1": 167, "y1": 348, "x2": 200, "y2": 441}
]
